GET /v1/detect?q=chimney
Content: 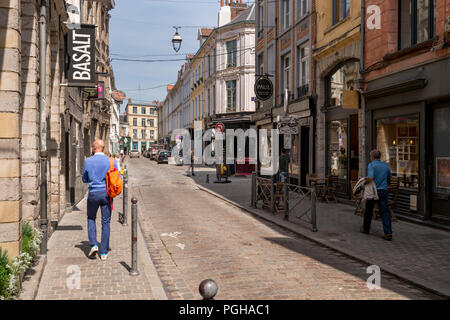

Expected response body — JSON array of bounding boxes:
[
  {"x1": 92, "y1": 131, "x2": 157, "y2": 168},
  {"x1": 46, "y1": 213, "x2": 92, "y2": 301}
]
[{"x1": 230, "y1": 0, "x2": 247, "y2": 22}]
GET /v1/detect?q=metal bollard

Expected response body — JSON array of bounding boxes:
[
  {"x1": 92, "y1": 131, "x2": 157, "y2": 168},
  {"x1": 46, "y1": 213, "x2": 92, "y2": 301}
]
[
  {"x1": 284, "y1": 182, "x2": 289, "y2": 220},
  {"x1": 122, "y1": 168, "x2": 128, "y2": 226},
  {"x1": 270, "y1": 178, "x2": 275, "y2": 214},
  {"x1": 129, "y1": 197, "x2": 139, "y2": 276},
  {"x1": 199, "y1": 279, "x2": 218, "y2": 300},
  {"x1": 311, "y1": 188, "x2": 318, "y2": 232},
  {"x1": 251, "y1": 172, "x2": 256, "y2": 207},
  {"x1": 206, "y1": 174, "x2": 209, "y2": 184}
]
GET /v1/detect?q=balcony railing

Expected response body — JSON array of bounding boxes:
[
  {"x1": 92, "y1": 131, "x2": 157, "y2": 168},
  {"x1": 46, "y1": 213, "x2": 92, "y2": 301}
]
[{"x1": 297, "y1": 84, "x2": 310, "y2": 98}]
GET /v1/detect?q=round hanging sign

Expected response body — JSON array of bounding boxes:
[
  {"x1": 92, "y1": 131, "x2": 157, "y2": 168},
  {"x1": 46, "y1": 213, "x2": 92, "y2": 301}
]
[{"x1": 254, "y1": 76, "x2": 273, "y2": 101}]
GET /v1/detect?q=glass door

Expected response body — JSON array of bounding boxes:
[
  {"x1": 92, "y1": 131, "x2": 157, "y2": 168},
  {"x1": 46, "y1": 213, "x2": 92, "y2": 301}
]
[{"x1": 431, "y1": 105, "x2": 450, "y2": 223}]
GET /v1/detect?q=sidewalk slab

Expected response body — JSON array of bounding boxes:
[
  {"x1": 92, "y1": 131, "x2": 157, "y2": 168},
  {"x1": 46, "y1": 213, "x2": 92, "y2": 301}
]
[
  {"x1": 189, "y1": 168, "x2": 450, "y2": 299},
  {"x1": 33, "y1": 193, "x2": 166, "y2": 300}
]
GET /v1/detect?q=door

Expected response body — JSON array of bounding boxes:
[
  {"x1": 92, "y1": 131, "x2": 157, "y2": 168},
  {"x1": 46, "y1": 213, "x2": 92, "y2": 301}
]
[
  {"x1": 300, "y1": 126, "x2": 310, "y2": 186},
  {"x1": 430, "y1": 105, "x2": 450, "y2": 223}
]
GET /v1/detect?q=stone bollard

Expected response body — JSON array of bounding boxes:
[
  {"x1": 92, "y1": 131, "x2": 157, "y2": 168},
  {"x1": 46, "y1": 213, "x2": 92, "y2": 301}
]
[
  {"x1": 199, "y1": 279, "x2": 218, "y2": 300},
  {"x1": 129, "y1": 197, "x2": 139, "y2": 276}
]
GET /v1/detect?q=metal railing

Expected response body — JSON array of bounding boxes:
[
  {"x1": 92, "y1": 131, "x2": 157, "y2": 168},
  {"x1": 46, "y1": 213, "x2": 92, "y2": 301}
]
[{"x1": 251, "y1": 172, "x2": 317, "y2": 232}]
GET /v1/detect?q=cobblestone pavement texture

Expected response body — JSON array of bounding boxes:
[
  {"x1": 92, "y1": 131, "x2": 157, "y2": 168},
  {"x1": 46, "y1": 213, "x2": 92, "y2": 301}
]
[
  {"x1": 188, "y1": 167, "x2": 450, "y2": 298},
  {"x1": 35, "y1": 194, "x2": 157, "y2": 300},
  {"x1": 128, "y1": 158, "x2": 442, "y2": 300}
]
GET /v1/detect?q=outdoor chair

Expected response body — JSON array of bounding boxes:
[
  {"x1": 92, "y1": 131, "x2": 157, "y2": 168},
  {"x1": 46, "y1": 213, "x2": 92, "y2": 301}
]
[
  {"x1": 351, "y1": 180, "x2": 364, "y2": 216},
  {"x1": 374, "y1": 177, "x2": 399, "y2": 221}
]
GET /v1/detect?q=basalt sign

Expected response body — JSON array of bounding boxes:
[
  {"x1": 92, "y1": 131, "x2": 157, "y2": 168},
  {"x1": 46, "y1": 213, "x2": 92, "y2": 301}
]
[
  {"x1": 254, "y1": 76, "x2": 273, "y2": 101},
  {"x1": 67, "y1": 24, "x2": 96, "y2": 87}
]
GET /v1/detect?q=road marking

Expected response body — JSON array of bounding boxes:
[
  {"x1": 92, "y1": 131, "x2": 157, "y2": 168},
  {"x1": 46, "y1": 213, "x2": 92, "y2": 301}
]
[
  {"x1": 160, "y1": 231, "x2": 182, "y2": 239},
  {"x1": 176, "y1": 243, "x2": 185, "y2": 250}
]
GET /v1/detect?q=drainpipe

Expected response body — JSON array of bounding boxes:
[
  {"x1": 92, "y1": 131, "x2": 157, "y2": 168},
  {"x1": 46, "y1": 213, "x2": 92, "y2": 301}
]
[
  {"x1": 39, "y1": 0, "x2": 48, "y2": 254},
  {"x1": 359, "y1": 0, "x2": 367, "y2": 177}
]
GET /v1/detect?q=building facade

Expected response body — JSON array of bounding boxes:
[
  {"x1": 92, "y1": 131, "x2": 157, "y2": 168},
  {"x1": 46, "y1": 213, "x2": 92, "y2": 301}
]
[
  {"x1": 363, "y1": 0, "x2": 450, "y2": 224},
  {"x1": 0, "y1": 0, "x2": 115, "y2": 259},
  {"x1": 127, "y1": 100, "x2": 159, "y2": 153}
]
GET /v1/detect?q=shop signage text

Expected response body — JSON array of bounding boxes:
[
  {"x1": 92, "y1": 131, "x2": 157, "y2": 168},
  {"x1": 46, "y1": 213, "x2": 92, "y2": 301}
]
[
  {"x1": 67, "y1": 25, "x2": 96, "y2": 87},
  {"x1": 254, "y1": 77, "x2": 273, "y2": 101}
]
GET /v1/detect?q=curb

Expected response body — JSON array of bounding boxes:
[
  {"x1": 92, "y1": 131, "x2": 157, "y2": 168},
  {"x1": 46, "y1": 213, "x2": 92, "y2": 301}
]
[
  {"x1": 17, "y1": 254, "x2": 47, "y2": 300},
  {"x1": 196, "y1": 184, "x2": 449, "y2": 300}
]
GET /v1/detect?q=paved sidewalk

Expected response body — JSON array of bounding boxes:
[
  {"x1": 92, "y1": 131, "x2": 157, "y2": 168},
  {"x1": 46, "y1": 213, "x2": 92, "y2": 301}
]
[
  {"x1": 34, "y1": 193, "x2": 167, "y2": 300},
  {"x1": 189, "y1": 167, "x2": 450, "y2": 298}
]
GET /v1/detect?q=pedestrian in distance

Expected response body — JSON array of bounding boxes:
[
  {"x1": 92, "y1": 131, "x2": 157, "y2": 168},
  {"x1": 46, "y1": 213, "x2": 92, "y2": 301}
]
[
  {"x1": 82, "y1": 140, "x2": 122, "y2": 260},
  {"x1": 185, "y1": 149, "x2": 195, "y2": 176},
  {"x1": 360, "y1": 149, "x2": 393, "y2": 241},
  {"x1": 279, "y1": 148, "x2": 292, "y2": 183}
]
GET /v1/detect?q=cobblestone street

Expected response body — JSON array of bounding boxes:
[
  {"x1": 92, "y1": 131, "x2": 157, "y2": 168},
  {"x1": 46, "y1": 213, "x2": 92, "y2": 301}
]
[{"x1": 128, "y1": 158, "x2": 441, "y2": 300}]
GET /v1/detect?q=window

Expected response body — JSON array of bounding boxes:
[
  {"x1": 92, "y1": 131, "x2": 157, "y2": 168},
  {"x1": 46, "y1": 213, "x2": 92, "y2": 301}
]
[
  {"x1": 282, "y1": 0, "x2": 290, "y2": 30},
  {"x1": 328, "y1": 60, "x2": 359, "y2": 107},
  {"x1": 142, "y1": 107, "x2": 146, "y2": 114},
  {"x1": 150, "y1": 130, "x2": 155, "y2": 139},
  {"x1": 333, "y1": 0, "x2": 350, "y2": 25},
  {"x1": 328, "y1": 119, "x2": 348, "y2": 179},
  {"x1": 296, "y1": 0, "x2": 308, "y2": 18},
  {"x1": 226, "y1": 80, "x2": 237, "y2": 112},
  {"x1": 150, "y1": 119, "x2": 154, "y2": 127},
  {"x1": 257, "y1": 53, "x2": 264, "y2": 75},
  {"x1": 298, "y1": 44, "x2": 309, "y2": 96},
  {"x1": 282, "y1": 53, "x2": 291, "y2": 93},
  {"x1": 141, "y1": 129, "x2": 146, "y2": 139},
  {"x1": 133, "y1": 129, "x2": 137, "y2": 139},
  {"x1": 226, "y1": 40, "x2": 237, "y2": 68},
  {"x1": 141, "y1": 118, "x2": 146, "y2": 127},
  {"x1": 399, "y1": 0, "x2": 435, "y2": 50},
  {"x1": 258, "y1": 0, "x2": 264, "y2": 36},
  {"x1": 376, "y1": 115, "x2": 419, "y2": 189},
  {"x1": 150, "y1": 108, "x2": 155, "y2": 115},
  {"x1": 132, "y1": 106, "x2": 137, "y2": 114},
  {"x1": 133, "y1": 118, "x2": 137, "y2": 126}
]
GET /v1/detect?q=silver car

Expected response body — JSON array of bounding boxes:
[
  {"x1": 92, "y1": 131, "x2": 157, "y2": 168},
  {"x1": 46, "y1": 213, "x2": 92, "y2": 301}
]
[{"x1": 129, "y1": 150, "x2": 140, "y2": 158}]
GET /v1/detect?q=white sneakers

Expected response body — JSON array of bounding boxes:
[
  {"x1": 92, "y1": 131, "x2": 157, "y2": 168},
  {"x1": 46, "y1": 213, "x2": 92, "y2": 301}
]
[
  {"x1": 88, "y1": 245, "x2": 98, "y2": 257},
  {"x1": 100, "y1": 253, "x2": 108, "y2": 261}
]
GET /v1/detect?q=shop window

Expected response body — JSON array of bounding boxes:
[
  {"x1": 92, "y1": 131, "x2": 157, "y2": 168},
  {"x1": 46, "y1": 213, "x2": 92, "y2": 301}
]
[
  {"x1": 433, "y1": 108, "x2": 450, "y2": 193},
  {"x1": 332, "y1": 0, "x2": 350, "y2": 25},
  {"x1": 399, "y1": 0, "x2": 435, "y2": 50},
  {"x1": 376, "y1": 115, "x2": 419, "y2": 189},
  {"x1": 328, "y1": 119, "x2": 348, "y2": 180}
]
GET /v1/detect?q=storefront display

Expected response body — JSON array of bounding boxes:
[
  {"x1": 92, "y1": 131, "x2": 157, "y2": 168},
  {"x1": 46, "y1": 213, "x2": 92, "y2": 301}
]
[
  {"x1": 376, "y1": 115, "x2": 419, "y2": 189},
  {"x1": 327, "y1": 119, "x2": 348, "y2": 180}
]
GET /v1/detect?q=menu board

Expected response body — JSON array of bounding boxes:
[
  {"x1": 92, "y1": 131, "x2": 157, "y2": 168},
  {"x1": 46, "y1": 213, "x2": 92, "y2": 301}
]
[{"x1": 436, "y1": 157, "x2": 450, "y2": 189}]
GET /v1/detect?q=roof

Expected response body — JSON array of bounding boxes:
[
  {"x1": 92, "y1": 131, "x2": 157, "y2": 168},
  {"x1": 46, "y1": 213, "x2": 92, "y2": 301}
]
[
  {"x1": 230, "y1": 3, "x2": 255, "y2": 24},
  {"x1": 199, "y1": 28, "x2": 213, "y2": 37}
]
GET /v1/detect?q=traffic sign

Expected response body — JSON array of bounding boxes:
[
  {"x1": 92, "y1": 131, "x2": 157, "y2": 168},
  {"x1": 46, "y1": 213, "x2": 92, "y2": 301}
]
[{"x1": 215, "y1": 122, "x2": 225, "y2": 133}]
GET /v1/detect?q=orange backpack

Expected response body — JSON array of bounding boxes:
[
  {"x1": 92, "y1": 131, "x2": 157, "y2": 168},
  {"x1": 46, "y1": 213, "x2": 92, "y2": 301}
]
[{"x1": 106, "y1": 157, "x2": 123, "y2": 198}]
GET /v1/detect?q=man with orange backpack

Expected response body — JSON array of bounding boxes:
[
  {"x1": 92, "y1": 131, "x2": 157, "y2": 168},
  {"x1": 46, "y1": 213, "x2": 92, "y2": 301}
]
[{"x1": 82, "y1": 139, "x2": 122, "y2": 260}]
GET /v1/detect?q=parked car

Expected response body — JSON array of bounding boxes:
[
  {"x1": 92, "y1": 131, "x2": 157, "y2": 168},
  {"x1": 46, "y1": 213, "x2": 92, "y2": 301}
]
[
  {"x1": 142, "y1": 149, "x2": 150, "y2": 158},
  {"x1": 150, "y1": 145, "x2": 164, "y2": 160},
  {"x1": 156, "y1": 150, "x2": 170, "y2": 164},
  {"x1": 129, "y1": 150, "x2": 140, "y2": 158}
]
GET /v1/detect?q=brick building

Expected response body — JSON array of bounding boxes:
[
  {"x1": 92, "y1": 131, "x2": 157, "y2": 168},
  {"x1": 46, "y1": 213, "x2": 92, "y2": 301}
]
[{"x1": 363, "y1": 0, "x2": 450, "y2": 224}]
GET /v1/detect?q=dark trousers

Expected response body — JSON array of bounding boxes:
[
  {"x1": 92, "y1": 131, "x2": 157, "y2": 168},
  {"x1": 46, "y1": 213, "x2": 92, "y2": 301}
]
[
  {"x1": 87, "y1": 190, "x2": 111, "y2": 254},
  {"x1": 363, "y1": 189, "x2": 392, "y2": 236}
]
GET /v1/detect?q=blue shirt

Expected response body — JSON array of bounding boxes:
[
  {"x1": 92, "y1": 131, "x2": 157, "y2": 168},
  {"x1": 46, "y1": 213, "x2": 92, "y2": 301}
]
[
  {"x1": 368, "y1": 159, "x2": 392, "y2": 190},
  {"x1": 82, "y1": 153, "x2": 119, "y2": 192}
]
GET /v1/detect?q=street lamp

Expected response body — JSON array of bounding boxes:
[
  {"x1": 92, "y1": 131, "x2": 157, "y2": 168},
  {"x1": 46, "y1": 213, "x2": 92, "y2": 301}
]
[{"x1": 172, "y1": 26, "x2": 182, "y2": 52}]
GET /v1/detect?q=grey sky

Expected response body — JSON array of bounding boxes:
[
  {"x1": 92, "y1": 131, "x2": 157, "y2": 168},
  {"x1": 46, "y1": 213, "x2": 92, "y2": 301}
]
[{"x1": 109, "y1": 0, "x2": 231, "y2": 111}]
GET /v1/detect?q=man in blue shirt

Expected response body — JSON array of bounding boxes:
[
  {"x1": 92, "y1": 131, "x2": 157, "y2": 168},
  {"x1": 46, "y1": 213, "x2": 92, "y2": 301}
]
[
  {"x1": 361, "y1": 149, "x2": 393, "y2": 241},
  {"x1": 82, "y1": 139, "x2": 119, "y2": 260}
]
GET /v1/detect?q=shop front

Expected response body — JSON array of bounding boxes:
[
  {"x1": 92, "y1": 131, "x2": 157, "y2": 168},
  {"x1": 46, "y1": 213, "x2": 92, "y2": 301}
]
[{"x1": 365, "y1": 57, "x2": 450, "y2": 225}]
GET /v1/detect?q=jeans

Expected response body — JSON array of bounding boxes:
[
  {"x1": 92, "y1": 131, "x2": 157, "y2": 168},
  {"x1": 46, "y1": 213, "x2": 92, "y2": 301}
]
[
  {"x1": 87, "y1": 190, "x2": 111, "y2": 254},
  {"x1": 280, "y1": 172, "x2": 288, "y2": 183},
  {"x1": 363, "y1": 189, "x2": 392, "y2": 236}
]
